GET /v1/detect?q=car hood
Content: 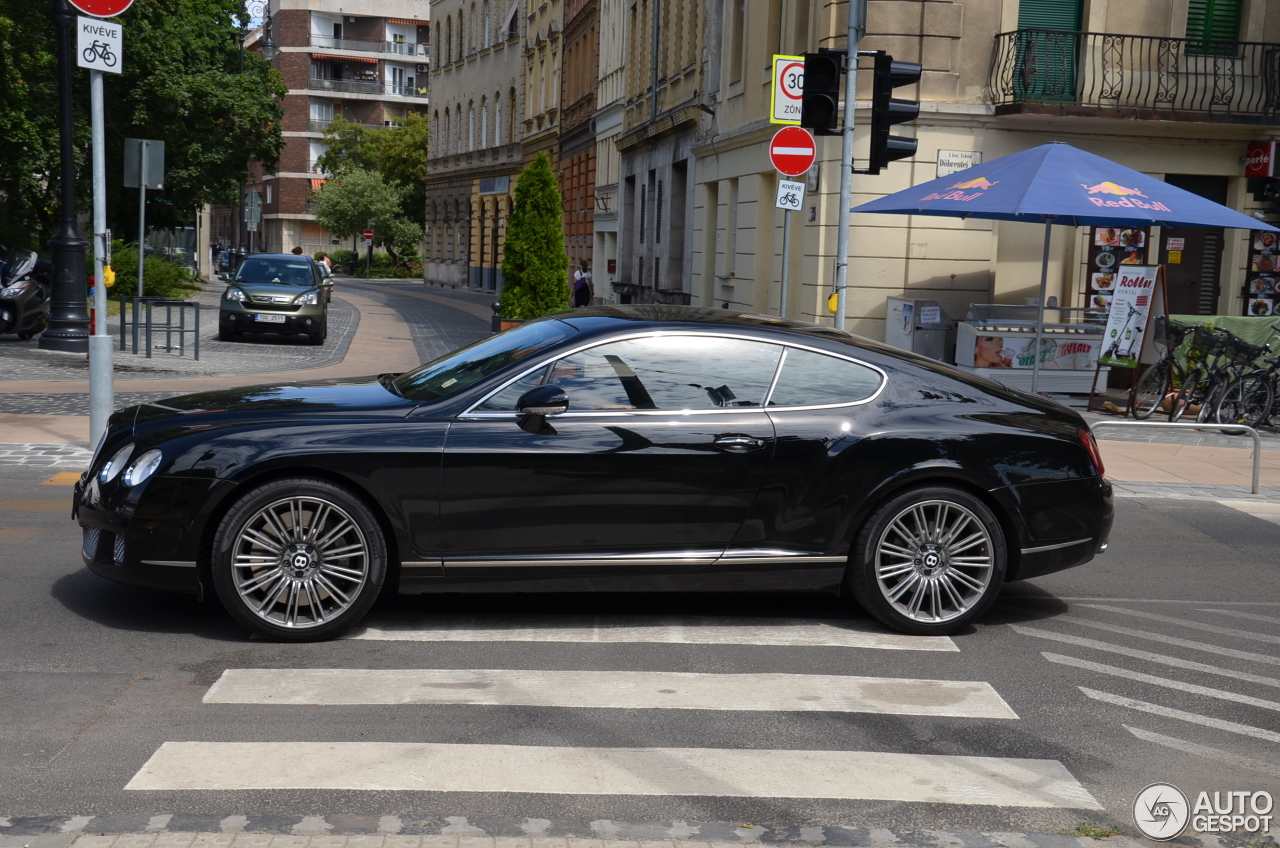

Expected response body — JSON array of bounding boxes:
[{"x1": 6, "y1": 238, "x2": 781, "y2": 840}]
[
  {"x1": 230, "y1": 282, "x2": 317, "y2": 302},
  {"x1": 134, "y1": 376, "x2": 410, "y2": 424}
]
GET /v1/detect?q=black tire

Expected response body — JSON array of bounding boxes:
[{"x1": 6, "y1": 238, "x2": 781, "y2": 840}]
[
  {"x1": 308, "y1": 322, "x2": 327, "y2": 346},
  {"x1": 210, "y1": 477, "x2": 387, "y2": 641},
  {"x1": 846, "y1": 485, "x2": 1007, "y2": 636},
  {"x1": 1214, "y1": 374, "x2": 1274, "y2": 432},
  {"x1": 1171, "y1": 366, "x2": 1206, "y2": 422},
  {"x1": 1132, "y1": 363, "x2": 1169, "y2": 420},
  {"x1": 218, "y1": 326, "x2": 236, "y2": 341}
]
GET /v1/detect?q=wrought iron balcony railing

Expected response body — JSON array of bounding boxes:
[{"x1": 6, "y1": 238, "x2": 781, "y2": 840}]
[
  {"x1": 989, "y1": 29, "x2": 1280, "y2": 123},
  {"x1": 310, "y1": 36, "x2": 428, "y2": 57}
]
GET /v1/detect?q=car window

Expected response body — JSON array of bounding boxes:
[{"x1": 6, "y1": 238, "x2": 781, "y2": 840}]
[
  {"x1": 236, "y1": 258, "x2": 316, "y2": 286},
  {"x1": 497, "y1": 335, "x2": 781, "y2": 412},
  {"x1": 477, "y1": 365, "x2": 552, "y2": 411},
  {"x1": 396, "y1": 319, "x2": 578, "y2": 402},
  {"x1": 766, "y1": 347, "x2": 883, "y2": 407}
]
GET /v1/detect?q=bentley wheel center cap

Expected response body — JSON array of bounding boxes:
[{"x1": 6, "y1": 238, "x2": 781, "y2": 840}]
[{"x1": 286, "y1": 544, "x2": 318, "y2": 576}]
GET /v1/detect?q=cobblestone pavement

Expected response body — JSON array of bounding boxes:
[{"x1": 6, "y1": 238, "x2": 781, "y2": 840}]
[
  {"x1": 1111, "y1": 480, "x2": 1280, "y2": 499},
  {"x1": 0, "y1": 392, "x2": 173, "y2": 416},
  {"x1": 0, "y1": 288, "x2": 358, "y2": 382},
  {"x1": 339, "y1": 279, "x2": 490, "y2": 364},
  {"x1": 2, "y1": 817, "x2": 1258, "y2": 848},
  {"x1": 0, "y1": 443, "x2": 93, "y2": 466}
]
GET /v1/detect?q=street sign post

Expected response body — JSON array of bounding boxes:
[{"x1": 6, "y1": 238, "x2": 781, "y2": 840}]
[
  {"x1": 768, "y1": 129, "x2": 815, "y2": 321},
  {"x1": 76, "y1": 16, "x2": 120, "y2": 73},
  {"x1": 124, "y1": 138, "x2": 163, "y2": 297},
  {"x1": 770, "y1": 55, "x2": 804, "y2": 125},
  {"x1": 769, "y1": 126, "x2": 817, "y2": 177}
]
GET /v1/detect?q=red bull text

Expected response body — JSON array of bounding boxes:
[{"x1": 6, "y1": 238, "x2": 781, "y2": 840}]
[{"x1": 1082, "y1": 181, "x2": 1171, "y2": 211}]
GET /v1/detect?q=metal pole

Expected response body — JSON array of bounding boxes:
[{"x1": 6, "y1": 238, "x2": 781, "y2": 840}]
[
  {"x1": 832, "y1": 0, "x2": 867, "y2": 330},
  {"x1": 40, "y1": 0, "x2": 91, "y2": 353},
  {"x1": 88, "y1": 68, "x2": 114, "y2": 446},
  {"x1": 1030, "y1": 217, "x2": 1055, "y2": 394},
  {"x1": 1089, "y1": 420, "x2": 1261, "y2": 494},
  {"x1": 137, "y1": 140, "x2": 148, "y2": 297},
  {"x1": 779, "y1": 208, "x2": 793, "y2": 318}
]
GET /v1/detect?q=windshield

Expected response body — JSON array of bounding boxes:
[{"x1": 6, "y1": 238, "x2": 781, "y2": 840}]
[
  {"x1": 235, "y1": 257, "x2": 316, "y2": 286},
  {"x1": 394, "y1": 318, "x2": 578, "y2": 402},
  {"x1": 3, "y1": 249, "x2": 36, "y2": 285}
]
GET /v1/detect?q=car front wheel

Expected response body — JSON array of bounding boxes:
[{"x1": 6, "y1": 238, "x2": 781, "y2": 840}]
[
  {"x1": 210, "y1": 477, "x2": 386, "y2": 641},
  {"x1": 847, "y1": 485, "x2": 1006, "y2": 635}
]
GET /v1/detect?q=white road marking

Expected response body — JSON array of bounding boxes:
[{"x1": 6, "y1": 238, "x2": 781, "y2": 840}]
[
  {"x1": 1010, "y1": 625, "x2": 1280, "y2": 689},
  {"x1": 1054, "y1": 615, "x2": 1280, "y2": 668},
  {"x1": 345, "y1": 615, "x2": 958, "y2": 651},
  {"x1": 124, "y1": 741, "x2": 1099, "y2": 807},
  {"x1": 203, "y1": 668, "x2": 1018, "y2": 719},
  {"x1": 1042, "y1": 653, "x2": 1280, "y2": 712},
  {"x1": 1216, "y1": 499, "x2": 1280, "y2": 526},
  {"x1": 1124, "y1": 725, "x2": 1280, "y2": 779},
  {"x1": 59, "y1": 818, "x2": 93, "y2": 834},
  {"x1": 1199, "y1": 608, "x2": 1280, "y2": 626},
  {"x1": 1079, "y1": 687, "x2": 1280, "y2": 744},
  {"x1": 1080, "y1": 604, "x2": 1280, "y2": 646}
]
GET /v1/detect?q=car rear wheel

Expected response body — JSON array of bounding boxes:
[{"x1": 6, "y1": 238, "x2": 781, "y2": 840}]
[
  {"x1": 847, "y1": 485, "x2": 1006, "y2": 635},
  {"x1": 210, "y1": 477, "x2": 386, "y2": 641}
]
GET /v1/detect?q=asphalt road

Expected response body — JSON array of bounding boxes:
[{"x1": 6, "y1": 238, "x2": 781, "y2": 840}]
[{"x1": 2, "y1": 461, "x2": 1278, "y2": 836}]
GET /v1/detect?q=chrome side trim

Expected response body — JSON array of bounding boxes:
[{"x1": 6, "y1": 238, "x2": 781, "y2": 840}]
[
  {"x1": 715, "y1": 555, "x2": 848, "y2": 565},
  {"x1": 1020, "y1": 538, "x2": 1093, "y2": 555},
  {"x1": 460, "y1": 330, "x2": 888, "y2": 418},
  {"x1": 140, "y1": 560, "x2": 198, "y2": 568},
  {"x1": 400, "y1": 561, "x2": 442, "y2": 570},
  {"x1": 443, "y1": 554, "x2": 847, "y2": 569}
]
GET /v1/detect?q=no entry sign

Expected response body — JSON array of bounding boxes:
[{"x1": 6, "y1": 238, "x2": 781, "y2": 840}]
[
  {"x1": 362, "y1": 228, "x2": 374, "y2": 240},
  {"x1": 68, "y1": 0, "x2": 135, "y2": 18},
  {"x1": 769, "y1": 126, "x2": 816, "y2": 177}
]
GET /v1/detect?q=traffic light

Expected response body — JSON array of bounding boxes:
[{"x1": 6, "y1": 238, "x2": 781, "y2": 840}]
[
  {"x1": 801, "y1": 49, "x2": 845, "y2": 135},
  {"x1": 869, "y1": 52, "x2": 921, "y2": 172}
]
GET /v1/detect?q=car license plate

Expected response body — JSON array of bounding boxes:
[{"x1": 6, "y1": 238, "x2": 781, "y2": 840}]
[{"x1": 255, "y1": 314, "x2": 286, "y2": 323}]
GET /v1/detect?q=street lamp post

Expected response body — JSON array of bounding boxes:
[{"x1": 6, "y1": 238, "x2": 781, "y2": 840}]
[{"x1": 40, "y1": 0, "x2": 91, "y2": 353}]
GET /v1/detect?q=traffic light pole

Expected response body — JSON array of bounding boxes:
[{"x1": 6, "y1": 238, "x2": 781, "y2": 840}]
[{"x1": 832, "y1": 0, "x2": 867, "y2": 331}]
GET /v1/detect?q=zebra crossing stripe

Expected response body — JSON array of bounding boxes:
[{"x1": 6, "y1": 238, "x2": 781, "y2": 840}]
[
  {"x1": 1124, "y1": 725, "x2": 1280, "y2": 779},
  {"x1": 124, "y1": 742, "x2": 1098, "y2": 807},
  {"x1": 1080, "y1": 604, "x2": 1280, "y2": 646},
  {"x1": 1042, "y1": 653, "x2": 1280, "y2": 712},
  {"x1": 345, "y1": 615, "x2": 958, "y2": 651},
  {"x1": 203, "y1": 668, "x2": 1019, "y2": 719},
  {"x1": 1198, "y1": 607, "x2": 1280, "y2": 626},
  {"x1": 1079, "y1": 687, "x2": 1280, "y2": 744},
  {"x1": 1053, "y1": 615, "x2": 1280, "y2": 668}
]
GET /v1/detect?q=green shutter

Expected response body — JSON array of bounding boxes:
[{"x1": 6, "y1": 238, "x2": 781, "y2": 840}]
[
  {"x1": 1017, "y1": 0, "x2": 1082, "y2": 31},
  {"x1": 1186, "y1": 0, "x2": 1242, "y2": 53}
]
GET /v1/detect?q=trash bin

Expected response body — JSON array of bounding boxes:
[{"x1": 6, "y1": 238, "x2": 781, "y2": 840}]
[{"x1": 885, "y1": 298, "x2": 955, "y2": 364}]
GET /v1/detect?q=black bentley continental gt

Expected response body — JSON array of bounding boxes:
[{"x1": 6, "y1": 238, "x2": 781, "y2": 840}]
[{"x1": 74, "y1": 306, "x2": 1112, "y2": 640}]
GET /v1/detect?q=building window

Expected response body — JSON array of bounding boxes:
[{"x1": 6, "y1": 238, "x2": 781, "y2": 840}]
[
  {"x1": 655, "y1": 179, "x2": 662, "y2": 244},
  {"x1": 266, "y1": 184, "x2": 272, "y2": 204},
  {"x1": 639, "y1": 185, "x2": 646, "y2": 244},
  {"x1": 729, "y1": 0, "x2": 745, "y2": 84},
  {"x1": 495, "y1": 93, "x2": 502, "y2": 146},
  {"x1": 1186, "y1": 0, "x2": 1243, "y2": 51}
]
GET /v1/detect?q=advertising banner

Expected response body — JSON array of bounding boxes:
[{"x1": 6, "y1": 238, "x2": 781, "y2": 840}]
[
  {"x1": 1099, "y1": 265, "x2": 1159, "y2": 368},
  {"x1": 973, "y1": 335, "x2": 1099, "y2": 371}
]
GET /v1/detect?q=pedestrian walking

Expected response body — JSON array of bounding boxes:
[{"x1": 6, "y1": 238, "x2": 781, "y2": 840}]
[
  {"x1": 291, "y1": 246, "x2": 304, "y2": 256},
  {"x1": 571, "y1": 260, "x2": 593, "y2": 307}
]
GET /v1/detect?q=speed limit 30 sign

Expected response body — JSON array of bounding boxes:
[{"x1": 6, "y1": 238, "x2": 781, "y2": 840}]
[{"x1": 770, "y1": 54, "x2": 804, "y2": 124}]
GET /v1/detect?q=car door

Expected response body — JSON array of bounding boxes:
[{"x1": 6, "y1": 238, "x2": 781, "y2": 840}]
[
  {"x1": 727, "y1": 345, "x2": 888, "y2": 564},
  {"x1": 439, "y1": 333, "x2": 783, "y2": 574}
]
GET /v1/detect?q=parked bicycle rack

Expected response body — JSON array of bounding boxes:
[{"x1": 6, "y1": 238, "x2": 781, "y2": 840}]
[
  {"x1": 119, "y1": 296, "x2": 200, "y2": 361},
  {"x1": 1089, "y1": 420, "x2": 1261, "y2": 495}
]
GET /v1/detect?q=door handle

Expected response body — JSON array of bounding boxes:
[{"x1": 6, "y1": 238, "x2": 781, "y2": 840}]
[{"x1": 714, "y1": 435, "x2": 766, "y2": 453}]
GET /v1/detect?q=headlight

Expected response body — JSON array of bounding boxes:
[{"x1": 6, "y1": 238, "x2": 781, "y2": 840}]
[
  {"x1": 1, "y1": 282, "x2": 30, "y2": 297},
  {"x1": 98, "y1": 443, "x2": 134, "y2": 484},
  {"x1": 294, "y1": 290, "x2": 319, "y2": 305},
  {"x1": 121, "y1": 450, "x2": 163, "y2": 487},
  {"x1": 224, "y1": 287, "x2": 247, "y2": 302}
]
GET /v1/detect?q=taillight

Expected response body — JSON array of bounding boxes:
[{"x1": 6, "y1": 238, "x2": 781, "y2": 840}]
[{"x1": 1079, "y1": 427, "x2": 1105, "y2": 477}]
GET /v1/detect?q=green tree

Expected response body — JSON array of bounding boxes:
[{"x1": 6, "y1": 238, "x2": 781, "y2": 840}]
[
  {"x1": 500, "y1": 154, "x2": 569, "y2": 320},
  {"x1": 0, "y1": 0, "x2": 285, "y2": 249},
  {"x1": 311, "y1": 169, "x2": 421, "y2": 265},
  {"x1": 314, "y1": 113, "x2": 429, "y2": 227}
]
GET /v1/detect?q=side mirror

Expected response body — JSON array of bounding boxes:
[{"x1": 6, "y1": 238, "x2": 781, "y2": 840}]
[
  {"x1": 218, "y1": 272, "x2": 230, "y2": 282},
  {"x1": 517, "y1": 385, "x2": 569, "y2": 416}
]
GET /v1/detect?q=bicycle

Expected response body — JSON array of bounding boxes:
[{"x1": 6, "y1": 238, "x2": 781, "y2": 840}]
[
  {"x1": 1132, "y1": 316, "x2": 1190, "y2": 419},
  {"x1": 1170, "y1": 326, "x2": 1257, "y2": 423},
  {"x1": 81, "y1": 40, "x2": 117, "y2": 68},
  {"x1": 1211, "y1": 323, "x2": 1280, "y2": 431}
]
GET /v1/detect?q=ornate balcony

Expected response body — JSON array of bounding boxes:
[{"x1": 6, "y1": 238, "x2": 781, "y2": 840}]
[{"x1": 989, "y1": 29, "x2": 1280, "y2": 124}]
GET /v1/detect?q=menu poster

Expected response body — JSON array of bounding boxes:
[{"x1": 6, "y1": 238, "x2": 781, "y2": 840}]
[
  {"x1": 1089, "y1": 226, "x2": 1148, "y2": 310},
  {"x1": 1099, "y1": 266, "x2": 1159, "y2": 369},
  {"x1": 1243, "y1": 229, "x2": 1279, "y2": 316}
]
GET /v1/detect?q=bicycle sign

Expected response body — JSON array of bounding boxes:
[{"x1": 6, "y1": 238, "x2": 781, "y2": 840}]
[
  {"x1": 775, "y1": 179, "x2": 806, "y2": 211},
  {"x1": 77, "y1": 17, "x2": 122, "y2": 74}
]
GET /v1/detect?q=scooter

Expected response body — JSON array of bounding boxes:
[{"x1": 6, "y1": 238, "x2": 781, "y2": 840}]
[{"x1": 0, "y1": 247, "x2": 52, "y2": 340}]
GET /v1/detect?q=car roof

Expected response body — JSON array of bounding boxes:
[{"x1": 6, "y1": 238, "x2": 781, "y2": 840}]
[
  {"x1": 245, "y1": 254, "x2": 315, "y2": 262},
  {"x1": 556, "y1": 305, "x2": 863, "y2": 346}
]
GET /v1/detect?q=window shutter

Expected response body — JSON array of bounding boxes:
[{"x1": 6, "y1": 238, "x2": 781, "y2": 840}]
[{"x1": 1016, "y1": 0, "x2": 1082, "y2": 31}]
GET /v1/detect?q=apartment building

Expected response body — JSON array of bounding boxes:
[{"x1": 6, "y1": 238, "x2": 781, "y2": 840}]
[
  {"x1": 591, "y1": 0, "x2": 626, "y2": 293},
  {"x1": 522, "y1": 0, "x2": 564, "y2": 166},
  {"x1": 559, "y1": 0, "x2": 599, "y2": 275},
  {"x1": 249, "y1": 0, "x2": 430, "y2": 256},
  {"x1": 423, "y1": 0, "x2": 526, "y2": 289},
  {"x1": 687, "y1": 0, "x2": 1280, "y2": 339}
]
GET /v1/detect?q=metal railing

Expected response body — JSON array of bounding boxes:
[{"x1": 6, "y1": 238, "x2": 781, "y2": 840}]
[
  {"x1": 310, "y1": 36, "x2": 428, "y2": 57},
  {"x1": 306, "y1": 119, "x2": 387, "y2": 132},
  {"x1": 119, "y1": 296, "x2": 201, "y2": 361},
  {"x1": 990, "y1": 29, "x2": 1280, "y2": 123},
  {"x1": 1089, "y1": 420, "x2": 1262, "y2": 494},
  {"x1": 307, "y1": 78, "x2": 429, "y2": 98}
]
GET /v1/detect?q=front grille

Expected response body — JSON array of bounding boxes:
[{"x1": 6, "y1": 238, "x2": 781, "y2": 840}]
[
  {"x1": 113, "y1": 534, "x2": 126, "y2": 564},
  {"x1": 250, "y1": 298, "x2": 302, "y2": 312},
  {"x1": 82, "y1": 527, "x2": 101, "y2": 559}
]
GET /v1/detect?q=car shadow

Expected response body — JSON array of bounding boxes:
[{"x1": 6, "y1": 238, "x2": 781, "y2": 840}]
[
  {"x1": 50, "y1": 568, "x2": 248, "y2": 641},
  {"x1": 987, "y1": 580, "x2": 1071, "y2": 624}
]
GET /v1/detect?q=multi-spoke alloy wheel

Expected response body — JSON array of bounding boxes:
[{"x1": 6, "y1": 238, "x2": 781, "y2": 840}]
[
  {"x1": 847, "y1": 486, "x2": 1006, "y2": 635},
  {"x1": 212, "y1": 478, "x2": 385, "y2": 641}
]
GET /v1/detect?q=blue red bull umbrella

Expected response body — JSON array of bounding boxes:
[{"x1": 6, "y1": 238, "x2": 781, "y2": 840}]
[{"x1": 851, "y1": 142, "x2": 1278, "y2": 393}]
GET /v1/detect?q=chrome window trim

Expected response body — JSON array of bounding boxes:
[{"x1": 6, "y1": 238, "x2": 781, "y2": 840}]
[
  {"x1": 459, "y1": 330, "x2": 887, "y2": 419},
  {"x1": 1020, "y1": 538, "x2": 1093, "y2": 555}
]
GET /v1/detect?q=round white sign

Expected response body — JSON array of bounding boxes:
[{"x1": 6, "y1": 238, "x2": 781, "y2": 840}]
[{"x1": 1133, "y1": 783, "x2": 1190, "y2": 841}]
